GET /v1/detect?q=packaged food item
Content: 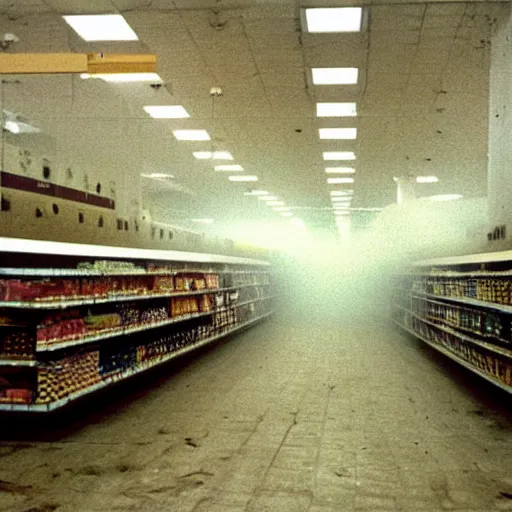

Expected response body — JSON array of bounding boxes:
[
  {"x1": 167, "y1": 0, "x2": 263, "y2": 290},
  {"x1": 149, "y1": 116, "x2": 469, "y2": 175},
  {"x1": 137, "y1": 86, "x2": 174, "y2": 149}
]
[
  {"x1": 153, "y1": 276, "x2": 174, "y2": 293},
  {"x1": 84, "y1": 312, "x2": 121, "y2": 331}
]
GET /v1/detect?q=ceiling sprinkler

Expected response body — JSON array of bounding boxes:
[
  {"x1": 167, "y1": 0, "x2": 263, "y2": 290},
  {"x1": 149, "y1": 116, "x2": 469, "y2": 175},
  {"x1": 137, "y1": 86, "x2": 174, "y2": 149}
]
[
  {"x1": 210, "y1": 87, "x2": 223, "y2": 97},
  {"x1": 0, "y1": 33, "x2": 19, "y2": 51}
]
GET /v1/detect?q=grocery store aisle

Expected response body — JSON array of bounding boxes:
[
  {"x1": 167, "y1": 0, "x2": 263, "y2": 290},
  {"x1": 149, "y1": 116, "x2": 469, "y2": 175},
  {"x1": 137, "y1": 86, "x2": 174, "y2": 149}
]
[{"x1": 1, "y1": 303, "x2": 512, "y2": 511}]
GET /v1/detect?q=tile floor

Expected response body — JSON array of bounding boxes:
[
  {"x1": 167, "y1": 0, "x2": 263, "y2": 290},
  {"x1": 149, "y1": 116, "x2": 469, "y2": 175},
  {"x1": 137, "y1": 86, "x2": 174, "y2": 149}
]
[{"x1": 0, "y1": 304, "x2": 511, "y2": 512}]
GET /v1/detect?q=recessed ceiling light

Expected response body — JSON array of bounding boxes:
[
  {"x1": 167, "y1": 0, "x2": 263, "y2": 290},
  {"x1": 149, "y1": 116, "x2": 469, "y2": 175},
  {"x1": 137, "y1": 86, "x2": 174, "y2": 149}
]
[
  {"x1": 81, "y1": 73, "x2": 162, "y2": 83},
  {"x1": 304, "y1": 7, "x2": 362, "y2": 33},
  {"x1": 191, "y1": 218, "x2": 214, "y2": 224},
  {"x1": 316, "y1": 102, "x2": 357, "y2": 117},
  {"x1": 334, "y1": 210, "x2": 350, "y2": 216},
  {"x1": 173, "y1": 130, "x2": 210, "y2": 141},
  {"x1": 63, "y1": 14, "x2": 138, "y2": 41},
  {"x1": 215, "y1": 164, "x2": 244, "y2": 172},
  {"x1": 4, "y1": 121, "x2": 20, "y2": 134},
  {"x1": 416, "y1": 176, "x2": 439, "y2": 183},
  {"x1": 312, "y1": 68, "x2": 359, "y2": 85},
  {"x1": 325, "y1": 167, "x2": 355, "y2": 174},
  {"x1": 193, "y1": 151, "x2": 212, "y2": 159},
  {"x1": 319, "y1": 128, "x2": 357, "y2": 140},
  {"x1": 259, "y1": 196, "x2": 278, "y2": 201},
  {"x1": 267, "y1": 201, "x2": 285, "y2": 206},
  {"x1": 427, "y1": 194, "x2": 463, "y2": 201},
  {"x1": 331, "y1": 190, "x2": 354, "y2": 196},
  {"x1": 332, "y1": 197, "x2": 352, "y2": 202},
  {"x1": 140, "y1": 173, "x2": 174, "y2": 180},
  {"x1": 228, "y1": 175, "x2": 258, "y2": 182},
  {"x1": 281, "y1": 212, "x2": 293, "y2": 217},
  {"x1": 144, "y1": 106, "x2": 190, "y2": 119},
  {"x1": 323, "y1": 151, "x2": 356, "y2": 161},
  {"x1": 244, "y1": 190, "x2": 269, "y2": 196},
  {"x1": 328, "y1": 177, "x2": 354, "y2": 184}
]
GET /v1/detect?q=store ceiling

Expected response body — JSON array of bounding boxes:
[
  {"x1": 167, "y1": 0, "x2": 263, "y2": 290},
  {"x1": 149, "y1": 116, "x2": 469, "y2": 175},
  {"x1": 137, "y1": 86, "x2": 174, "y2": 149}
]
[{"x1": 0, "y1": 0, "x2": 506, "y2": 237}]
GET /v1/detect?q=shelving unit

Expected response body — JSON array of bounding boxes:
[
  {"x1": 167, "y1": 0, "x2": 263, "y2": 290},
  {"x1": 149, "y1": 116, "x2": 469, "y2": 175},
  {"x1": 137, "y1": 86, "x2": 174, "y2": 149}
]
[
  {"x1": 0, "y1": 237, "x2": 275, "y2": 412},
  {"x1": 391, "y1": 253, "x2": 512, "y2": 393}
]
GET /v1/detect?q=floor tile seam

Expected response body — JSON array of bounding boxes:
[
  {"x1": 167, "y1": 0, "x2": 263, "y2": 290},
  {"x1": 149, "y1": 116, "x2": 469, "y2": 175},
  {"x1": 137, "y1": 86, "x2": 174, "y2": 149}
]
[{"x1": 245, "y1": 388, "x2": 313, "y2": 510}]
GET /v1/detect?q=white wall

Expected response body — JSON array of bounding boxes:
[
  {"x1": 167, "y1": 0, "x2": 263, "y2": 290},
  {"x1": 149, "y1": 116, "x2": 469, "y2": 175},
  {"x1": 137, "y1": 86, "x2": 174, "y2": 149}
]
[{"x1": 488, "y1": 5, "x2": 512, "y2": 233}]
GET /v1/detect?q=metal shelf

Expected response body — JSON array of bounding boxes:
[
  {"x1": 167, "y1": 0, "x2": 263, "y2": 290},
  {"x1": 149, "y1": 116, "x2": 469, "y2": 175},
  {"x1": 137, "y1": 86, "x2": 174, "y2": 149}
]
[
  {"x1": 34, "y1": 294, "x2": 275, "y2": 352},
  {"x1": 0, "y1": 310, "x2": 274, "y2": 412},
  {"x1": 392, "y1": 318, "x2": 512, "y2": 394},
  {"x1": 392, "y1": 304, "x2": 512, "y2": 359},
  {"x1": 0, "y1": 237, "x2": 270, "y2": 267},
  {"x1": 0, "y1": 267, "x2": 272, "y2": 278},
  {"x1": 0, "y1": 359, "x2": 37, "y2": 367},
  {"x1": 412, "y1": 291, "x2": 512, "y2": 315},
  {"x1": 410, "y1": 295, "x2": 512, "y2": 346},
  {"x1": 0, "y1": 283, "x2": 270, "y2": 310}
]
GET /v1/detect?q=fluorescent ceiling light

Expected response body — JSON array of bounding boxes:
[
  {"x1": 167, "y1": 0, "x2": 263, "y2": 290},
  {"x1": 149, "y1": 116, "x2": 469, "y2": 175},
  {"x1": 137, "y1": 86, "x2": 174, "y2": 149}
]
[
  {"x1": 274, "y1": 207, "x2": 291, "y2": 212},
  {"x1": 325, "y1": 167, "x2": 355, "y2": 174},
  {"x1": 319, "y1": 128, "x2": 357, "y2": 140},
  {"x1": 259, "y1": 196, "x2": 278, "y2": 201},
  {"x1": 281, "y1": 212, "x2": 293, "y2": 217},
  {"x1": 215, "y1": 164, "x2": 244, "y2": 172},
  {"x1": 267, "y1": 201, "x2": 285, "y2": 206},
  {"x1": 81, "y1": 72, "x2": 162, "y2": 83},
  {"x1": 323, "y1": 151, "x2": 356, "y2": 161},
  {"x1": 228, "y1": 175, "x2": 258, "y2": 182},
  {"x1": 173, "y1": 130, "x2": 210, "y2": 141},
  {"x1": 193, "y1": 151, "x2": 212, "y2": 160},
  {"x1": 312, "y1": 68, "x2": 359, "y2": 85},
  {"x1": 63, "y1": 14, "x2": 138, "y2": 41},
  {"x1": 332, "y1": 197, "x2": 352, "y2": 202},
  {"x1": 305, "y1": 7, "x2": 362, "y2": 33},
  {"x1": 4, "y1": 121, "x2": 20, "y2": 134},
  {"x1": 193, "y1": 151, "x2": 233, "y2": 160},
  {"x1": 144, "y1": 106, "x2": 190, "y2": 119},
  {"x1": 140, "y1": 173, "x2": 174, "y2": 180},
  {"x1": 317, "y1": 102, "x2": 357, "y2": 117},
  {"x1": 328, "y1": 177, "x2": 354, "y2": 184},
  {"x1": 427, "y1": 194, "x2": 463, "y2": 201},
  {"x1": 191, "y1": 218, "x2": 214, "y2": 224},
  {"x1": 334, "y1": 211, "x2": 350, "y2": 216},
  {"x1": 244, "y1": 190, "x2": 269, "y2": 196},
  {"x1": 331, "y1": 190, "x2": 354, "y2": 196},
  {"x1": 416, "y1": 176, "x2": 439, "y2": 183}
]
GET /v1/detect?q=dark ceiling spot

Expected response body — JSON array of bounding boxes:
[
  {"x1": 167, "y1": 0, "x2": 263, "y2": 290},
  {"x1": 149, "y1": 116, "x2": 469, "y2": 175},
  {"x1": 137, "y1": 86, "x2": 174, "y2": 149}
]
[{"x1": 295, "y1": 129, "x2": 302, "y2": 133}]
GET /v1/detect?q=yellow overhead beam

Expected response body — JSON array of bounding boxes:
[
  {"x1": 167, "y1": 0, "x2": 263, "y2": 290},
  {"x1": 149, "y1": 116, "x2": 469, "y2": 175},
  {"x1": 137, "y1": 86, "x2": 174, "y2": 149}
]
[{"x1": 0, "y1": 53, "x2": 156, "y2": 75}]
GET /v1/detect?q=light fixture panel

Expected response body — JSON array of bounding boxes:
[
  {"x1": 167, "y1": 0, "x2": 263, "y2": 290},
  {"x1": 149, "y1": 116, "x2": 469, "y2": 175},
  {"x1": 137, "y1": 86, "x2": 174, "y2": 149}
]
[
  {"x1": 325, "y1": 167, "x2": 355, "y2": 174},
  {"x1": 173, "y1": 130, "x2": 211, "y2": 141},
  {"x1": 63, "y1": 14, "x2": 138, "y2": 41},
  {"x1": 228, "y1": 175, "x2": 258, "y2": 182},
  {"x1": 319, "y1": 128, "x2": 357, "y2": 140},
  {"x1": 304, "y1": 7, "x2": 362, "y2": 33},
  {"x1": 328, "y1": 177, "x2": 354, "y2": 184},
  {"x1": 144, "y1": 106, "x2": 190, "y2": 119},
  {"x1": 312, "y1": 68, "x2": 359, "y2": 85},
  {"x1": 81, "y1": 73, "x2": 163, "y2": 83},
  {"x1": 316, "y1": 102, "x2": 357, "y2": 117},
  {"x1": 323, "y1": 151, "x2": 356, "y2": 161}
]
